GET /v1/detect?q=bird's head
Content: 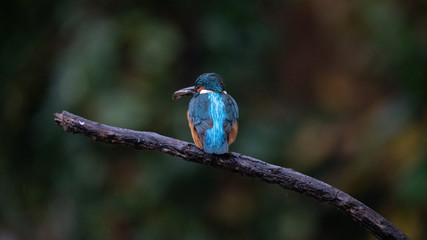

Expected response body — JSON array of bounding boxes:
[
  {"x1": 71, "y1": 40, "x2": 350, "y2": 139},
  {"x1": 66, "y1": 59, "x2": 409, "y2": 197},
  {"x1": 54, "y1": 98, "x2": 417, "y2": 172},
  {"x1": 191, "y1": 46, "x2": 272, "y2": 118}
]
[
  {"x1": 195, "y1": 73, "x2": 225, "y2": 93},
  {"x1": 172, "y1": 73, "x2": 226, "y2": 100}
]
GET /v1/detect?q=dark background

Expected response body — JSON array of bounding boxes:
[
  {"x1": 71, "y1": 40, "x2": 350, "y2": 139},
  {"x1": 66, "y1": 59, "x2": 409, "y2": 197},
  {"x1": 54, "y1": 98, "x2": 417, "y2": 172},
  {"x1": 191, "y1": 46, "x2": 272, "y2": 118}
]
[{"x1": 1, "y1": 0, "x2": 427, "y2": 239}]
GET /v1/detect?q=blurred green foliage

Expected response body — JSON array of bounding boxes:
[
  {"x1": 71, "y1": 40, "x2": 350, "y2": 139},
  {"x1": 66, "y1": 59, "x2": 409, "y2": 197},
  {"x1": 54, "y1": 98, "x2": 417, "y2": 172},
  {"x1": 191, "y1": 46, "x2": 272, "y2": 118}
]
[{"x1": 1, "y1": 0, "x2": 426, "y2": 239}]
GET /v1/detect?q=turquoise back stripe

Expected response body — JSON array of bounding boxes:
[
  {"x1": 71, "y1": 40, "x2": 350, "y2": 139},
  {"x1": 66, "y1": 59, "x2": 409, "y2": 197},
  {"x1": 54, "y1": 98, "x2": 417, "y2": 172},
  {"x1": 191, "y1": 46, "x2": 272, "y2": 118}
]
[{"x1": 205, "y1": 93, "x2": 226, "y2": 149}]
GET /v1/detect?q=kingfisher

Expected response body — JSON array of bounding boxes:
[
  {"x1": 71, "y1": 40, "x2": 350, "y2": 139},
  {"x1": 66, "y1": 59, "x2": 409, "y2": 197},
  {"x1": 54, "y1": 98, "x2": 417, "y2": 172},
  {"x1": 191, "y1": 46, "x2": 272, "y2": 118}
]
[{"x1": 172, "y1": 73, "x2": 239, "y2": 154}]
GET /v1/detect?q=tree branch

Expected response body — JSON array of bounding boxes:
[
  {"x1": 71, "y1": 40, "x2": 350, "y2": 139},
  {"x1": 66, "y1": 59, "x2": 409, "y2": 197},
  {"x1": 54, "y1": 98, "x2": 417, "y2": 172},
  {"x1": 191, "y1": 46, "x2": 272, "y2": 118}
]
[{"x1": 54, "y1": 111, "x2": 409, "y2": 240}]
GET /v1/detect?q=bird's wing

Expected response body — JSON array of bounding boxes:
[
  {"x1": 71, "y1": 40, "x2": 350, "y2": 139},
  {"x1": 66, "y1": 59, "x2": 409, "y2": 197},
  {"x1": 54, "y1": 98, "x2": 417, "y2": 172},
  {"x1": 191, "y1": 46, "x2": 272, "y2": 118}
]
[
  {"x1": 188, "y1": 95, "x2": 213, "y2": 147},
  {"x1": 222, "y1": 94, "x2": 239, "y2": 145},
  {"x1": 222, "y1": 94, "x2": 239, "y2": 132}
]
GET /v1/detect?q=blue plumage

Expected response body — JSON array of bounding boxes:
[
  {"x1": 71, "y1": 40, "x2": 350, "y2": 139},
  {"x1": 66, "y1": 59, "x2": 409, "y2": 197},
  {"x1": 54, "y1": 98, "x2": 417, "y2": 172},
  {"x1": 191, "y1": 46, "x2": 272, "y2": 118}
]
[
  {"x1": 205, "y1": 93, "x2": 227, "y2": 151},
  {"x1": 173, "y1": 73, "x2": 239, "y2": 154}
]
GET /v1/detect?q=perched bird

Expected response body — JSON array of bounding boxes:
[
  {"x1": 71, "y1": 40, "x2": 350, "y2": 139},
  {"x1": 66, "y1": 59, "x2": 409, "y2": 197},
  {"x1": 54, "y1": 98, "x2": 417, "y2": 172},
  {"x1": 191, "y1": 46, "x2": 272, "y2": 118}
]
[{"x1": 172, "y1": 73, "x2": 239, "y2": 154}]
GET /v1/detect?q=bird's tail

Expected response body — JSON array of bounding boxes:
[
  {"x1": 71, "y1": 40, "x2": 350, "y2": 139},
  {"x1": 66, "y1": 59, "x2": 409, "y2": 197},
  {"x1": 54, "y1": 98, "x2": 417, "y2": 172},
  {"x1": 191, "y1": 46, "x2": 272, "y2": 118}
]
[{"x1": 203, "y1": 141, "x2": 229, "y2": 154}]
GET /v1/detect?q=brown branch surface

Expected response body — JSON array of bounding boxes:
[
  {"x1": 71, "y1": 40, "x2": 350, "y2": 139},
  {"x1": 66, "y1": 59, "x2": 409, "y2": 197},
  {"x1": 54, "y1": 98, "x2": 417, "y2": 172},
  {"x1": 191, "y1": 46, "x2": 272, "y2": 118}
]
[{"x1": 54, "y1": 111, "x2": 410, "y2": 240}]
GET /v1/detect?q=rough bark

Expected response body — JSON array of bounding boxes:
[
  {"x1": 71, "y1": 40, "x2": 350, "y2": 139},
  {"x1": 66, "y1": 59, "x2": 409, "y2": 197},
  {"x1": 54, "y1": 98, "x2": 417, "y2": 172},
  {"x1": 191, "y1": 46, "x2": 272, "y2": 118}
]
[{"x1": 54, "y1": 111, "x2": 410, "y2": 240}]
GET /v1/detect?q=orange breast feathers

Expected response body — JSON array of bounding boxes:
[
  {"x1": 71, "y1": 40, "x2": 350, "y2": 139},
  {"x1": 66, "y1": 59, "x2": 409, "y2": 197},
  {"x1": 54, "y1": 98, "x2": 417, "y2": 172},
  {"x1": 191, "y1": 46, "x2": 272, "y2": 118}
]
[
  {"x1": 187, "y1": 110, "x2": 203, "y2": 149},
  {"x1": 229, "y1": 122, "x2": 238, "y2": 145}
]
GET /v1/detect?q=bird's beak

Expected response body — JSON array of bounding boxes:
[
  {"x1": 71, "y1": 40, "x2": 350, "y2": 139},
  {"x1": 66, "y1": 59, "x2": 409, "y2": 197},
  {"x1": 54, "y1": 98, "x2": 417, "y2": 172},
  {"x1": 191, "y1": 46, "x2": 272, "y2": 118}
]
[{"x1": 172, "y1": 86, "x2": 196, "y2": 100}]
